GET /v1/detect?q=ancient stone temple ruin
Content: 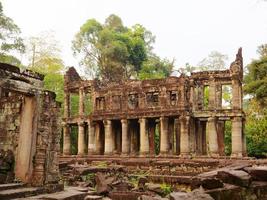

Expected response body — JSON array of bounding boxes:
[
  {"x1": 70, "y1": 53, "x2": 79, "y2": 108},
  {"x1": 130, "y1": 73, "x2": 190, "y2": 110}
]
[
  {"x1": 0, "y1": 63, "x2": 61, "y2": 186},
  {"x1": 62, "y1": 48, "x2": 246, "y2": 158}
]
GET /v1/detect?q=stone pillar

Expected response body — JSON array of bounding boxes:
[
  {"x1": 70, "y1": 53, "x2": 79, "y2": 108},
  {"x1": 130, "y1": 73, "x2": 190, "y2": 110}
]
[
  {"x1": 207, "y1": 117, "x2": 219, "y2": 156},
  {"x1": 64, "y1": 92, "x2": 70, "y2": 118},
  {"x1": 88, "y1": 121, "x2": 96, "y2": 155},
  {"x1": 139, "y1": 118, "x2": 149, "y2": 155},
  {"x1": 121, "y1": 119, "x2": 130, "y2": 155},
  {"x1": 63, "y1": 123, "x2": 71, "y2": 155},
  {"x1": 242, "y1": 119, "x2": 247, "y2": 156},
  {"x1": 208, "y1": 79, "x2": 216, "y2": 110},
  {"x1": 180, "y1": 116, "x2": 190, "y2": 156},
  {"x1": 95, "y1": 122, "x2": 102, "y2": 155},
  {"x1": 160, "y1": 117, "x2": 169, "y2": 155},
  {"x1": 232, "y1": 79, "x2": 242, "y2": 109},
  {"x1": 79, "y1": 87, "x2": 85, "y2": 116},
  {"x1": 104, "y1": 120, "x2": 113, "y2": 155},
  {"x1": 231, "y1": 116, "x2": 243, "y2": 157},
  {"x1": 78, "y1": 122, "x2": 85, "y2": 155}
]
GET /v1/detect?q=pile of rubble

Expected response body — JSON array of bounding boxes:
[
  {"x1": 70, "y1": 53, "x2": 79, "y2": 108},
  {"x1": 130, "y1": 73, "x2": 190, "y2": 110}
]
[
  {"x1": 0, "y1": 149, "x2": 15, "y2": 184},
  {"x1": 58, "y1": 160, "x2": 267, "y2": 200}
]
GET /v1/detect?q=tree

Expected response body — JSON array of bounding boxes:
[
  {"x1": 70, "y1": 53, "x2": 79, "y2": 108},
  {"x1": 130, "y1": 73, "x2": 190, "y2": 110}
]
[
  {"x1": 25, "y1": 32, "x2": 65, "y2": 103},
  {"x1": 198, "y1": 51, "x2": 228, "y2": 71},
  {"x1": 257, "y1": 44, "x2": 267, "y2": 58},
  {"x1": 244, "y1": 46, "x2": 267, "y2": 106},
  {"x1": 72, "y1": 14, "x2": 154, "y2": 82},
  {"x1": 138, "y1": 54, "x2": 174, "y2": 80},
  {"x1": 0, "y1": 2, "x2": 25, "y2": 65}
]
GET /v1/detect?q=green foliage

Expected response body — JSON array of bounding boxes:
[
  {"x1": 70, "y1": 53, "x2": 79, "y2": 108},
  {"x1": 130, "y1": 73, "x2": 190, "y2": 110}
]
[
  {"x1": 138, "y1": 54, "x2": 174, "y2": 80},
  {"x1": 81, "y1": 173, "x2": 95, "y2": 182},
  {"x1": 0, "y1": 2, "x2": 25, "y2": 65},
  {"x1": 244, "y1": 55, "x2": 267, "y2": 106},
  {"x1": 154, "y1": 126, "x2": 160, "y2": 155},
  {"x1": 203, "y1": 86, "x2": 209, "y2": 109},
  {"x1": 244, "y1": 99, "x2": 267, "y2": 158},
  {"x1": 160, "y1": 183, "x2": 172, "y2": 196},
  {"x1": 224, "y1": 121, "x2": 232, "y2": 156},
  {"x1": 72, "y1": 14, "x2": 153, "y2": 81},
  {"x1": 70, "y1": 126, "x2": 78, "y2": 155}
]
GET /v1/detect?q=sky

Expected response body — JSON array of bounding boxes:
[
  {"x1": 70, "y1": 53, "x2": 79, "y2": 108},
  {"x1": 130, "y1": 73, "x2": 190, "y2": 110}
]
[{"x1": 2, "y1": 0, "x2": 267, "y2": 70}]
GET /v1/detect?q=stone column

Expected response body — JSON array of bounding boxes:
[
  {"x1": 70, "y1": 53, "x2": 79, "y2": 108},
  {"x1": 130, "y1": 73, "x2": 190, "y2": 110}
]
[
  {"x1": 78, "y1": 122, "x2": 85, "y2": 155},
  {"x1": 88, "y1": 121, "x2": 96, "y2": 155},
  {"x1": 139, "y1": 118, "x2": 149, "y2": 155},
  {"x1": 121, "y1": 119, "x2": 130, "y2": 155},
  {"x1": 180, "y1": 116, "x2": 190, "y2": 156},
  {"x1": 160, "y1": 117, "x2": 169, "y2": 155},
  {"x1": 242, "y1": 119, "x2": 247, "y2": 156},
  {"x1": 63, "y1": 123, "x2": 71, "y2": 155},
  {"x1": 95, "y1": 122, "x2": 102, "y2": 155},
  {"x1": 79, "y1": 87, "x2": 85, "y2": 116},
  {"x1": 231, "y1": 117, "x2": 243, "y2": 157},
  {"x1": 232, "y1": 79, "x2": 242, "y2": 109},
  {"x1": 207, "y1": 117, "x2": 219, "y2": 156},
  {"x1": 64, "y1": 92, "x2": 70, "y2": 118},
  {"x1": 104, "y1": 120, "x2": 113, "y2": 155}
]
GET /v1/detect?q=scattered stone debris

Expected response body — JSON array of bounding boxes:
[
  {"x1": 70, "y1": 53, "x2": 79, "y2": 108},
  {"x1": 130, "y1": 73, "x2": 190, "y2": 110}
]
[{"x1": 55, "y1": 159, "x2": 267, "y2": 200}]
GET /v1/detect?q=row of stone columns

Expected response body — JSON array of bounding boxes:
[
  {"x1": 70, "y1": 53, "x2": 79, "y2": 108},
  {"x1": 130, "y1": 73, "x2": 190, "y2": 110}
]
[
  {"x1": 62, "y1": 116, "x2": 192, "y2": 156},
  {"x1": 62, "y1": 116, "x2": 245, "y2": 157},
  {"x1": 206, "y1": 116, "x2": 244, "y2": 157}
]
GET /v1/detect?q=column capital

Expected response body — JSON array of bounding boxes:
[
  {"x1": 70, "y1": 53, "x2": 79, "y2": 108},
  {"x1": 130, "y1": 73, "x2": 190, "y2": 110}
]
[
  {"x1": 160, "y1": 116, "x2": 168, "y2": 121},
  {"x1": 62, "y1": 122, "x2": 69, "y2": 127},
  {"x1": 104, "y1": 119, "x2": 112, "y2": 126},
  {"x1": 138, "y1": 118, "x2": 146, "y2": 124},
  {"x1": 232, "y1": 116, "x2": 242, "y2": 122},
  {"x1": 78, "y1": 121, "x2": 85, "y2": 126},
  {"x1": 207, "y1": 116, "x2": 217, "y2": 122},
  {"x1": 121, "y1": 119, "x2": 128, "y2": 124}
]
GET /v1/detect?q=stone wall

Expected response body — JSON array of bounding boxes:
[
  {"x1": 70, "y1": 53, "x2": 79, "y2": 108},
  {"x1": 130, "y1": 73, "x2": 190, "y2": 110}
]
[{"x1": 0, "y1": 62, "x2": 61, "y2": 186}]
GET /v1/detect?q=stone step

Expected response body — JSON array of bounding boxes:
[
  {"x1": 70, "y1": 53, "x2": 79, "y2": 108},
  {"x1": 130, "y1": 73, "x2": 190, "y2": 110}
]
[
  {"x1": 16, "y1": 186, "x2": 87, "y2": 200},
  {"x1": 0, "y1": 187, "x2": 43, "y2": 200},
  {"x1": 0, "y1": 183, "x2": 26, "y2": 191}
]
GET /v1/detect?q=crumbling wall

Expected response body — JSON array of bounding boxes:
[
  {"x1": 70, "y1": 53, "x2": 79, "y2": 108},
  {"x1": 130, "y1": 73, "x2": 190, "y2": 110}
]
[
  {"x1": 0, "y1": 94, "x2": 22, "y2": 153},
  {"x1": 0, "y1": 63, "x2": 61, "y2": 186}
]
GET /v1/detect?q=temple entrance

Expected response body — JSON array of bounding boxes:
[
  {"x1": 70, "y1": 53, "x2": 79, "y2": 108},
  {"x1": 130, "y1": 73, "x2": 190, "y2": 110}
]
[{"x1": 16, "y1": 96, "x2": 37, "y2": 183}]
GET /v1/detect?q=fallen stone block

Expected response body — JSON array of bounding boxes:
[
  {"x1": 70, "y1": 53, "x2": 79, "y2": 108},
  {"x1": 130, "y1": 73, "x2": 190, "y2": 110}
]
[
  {"x1": 244, "y1": 166, "x2": 267, "y2": 181},
  {"x1": 191, "y1": 177, "x2": 223, "y2": 190},
  {"x1": 170, "y1": 188, "x2": 214, "y2": 200},
  {"x1": 217, "y1": 170, "x2": 251, "y2": 187}
]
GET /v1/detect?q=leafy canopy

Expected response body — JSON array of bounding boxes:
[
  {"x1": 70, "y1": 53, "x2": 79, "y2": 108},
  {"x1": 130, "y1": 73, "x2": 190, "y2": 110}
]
[
  {"x1": 244, "y1": 44, "x2": 267, "y2": 106},
  {"x1": 0, "y1": 2, "x2": 25, "y2": 65},
  {"x1": 72, "y1": 14, "x2": 156, "y2": 81}
]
